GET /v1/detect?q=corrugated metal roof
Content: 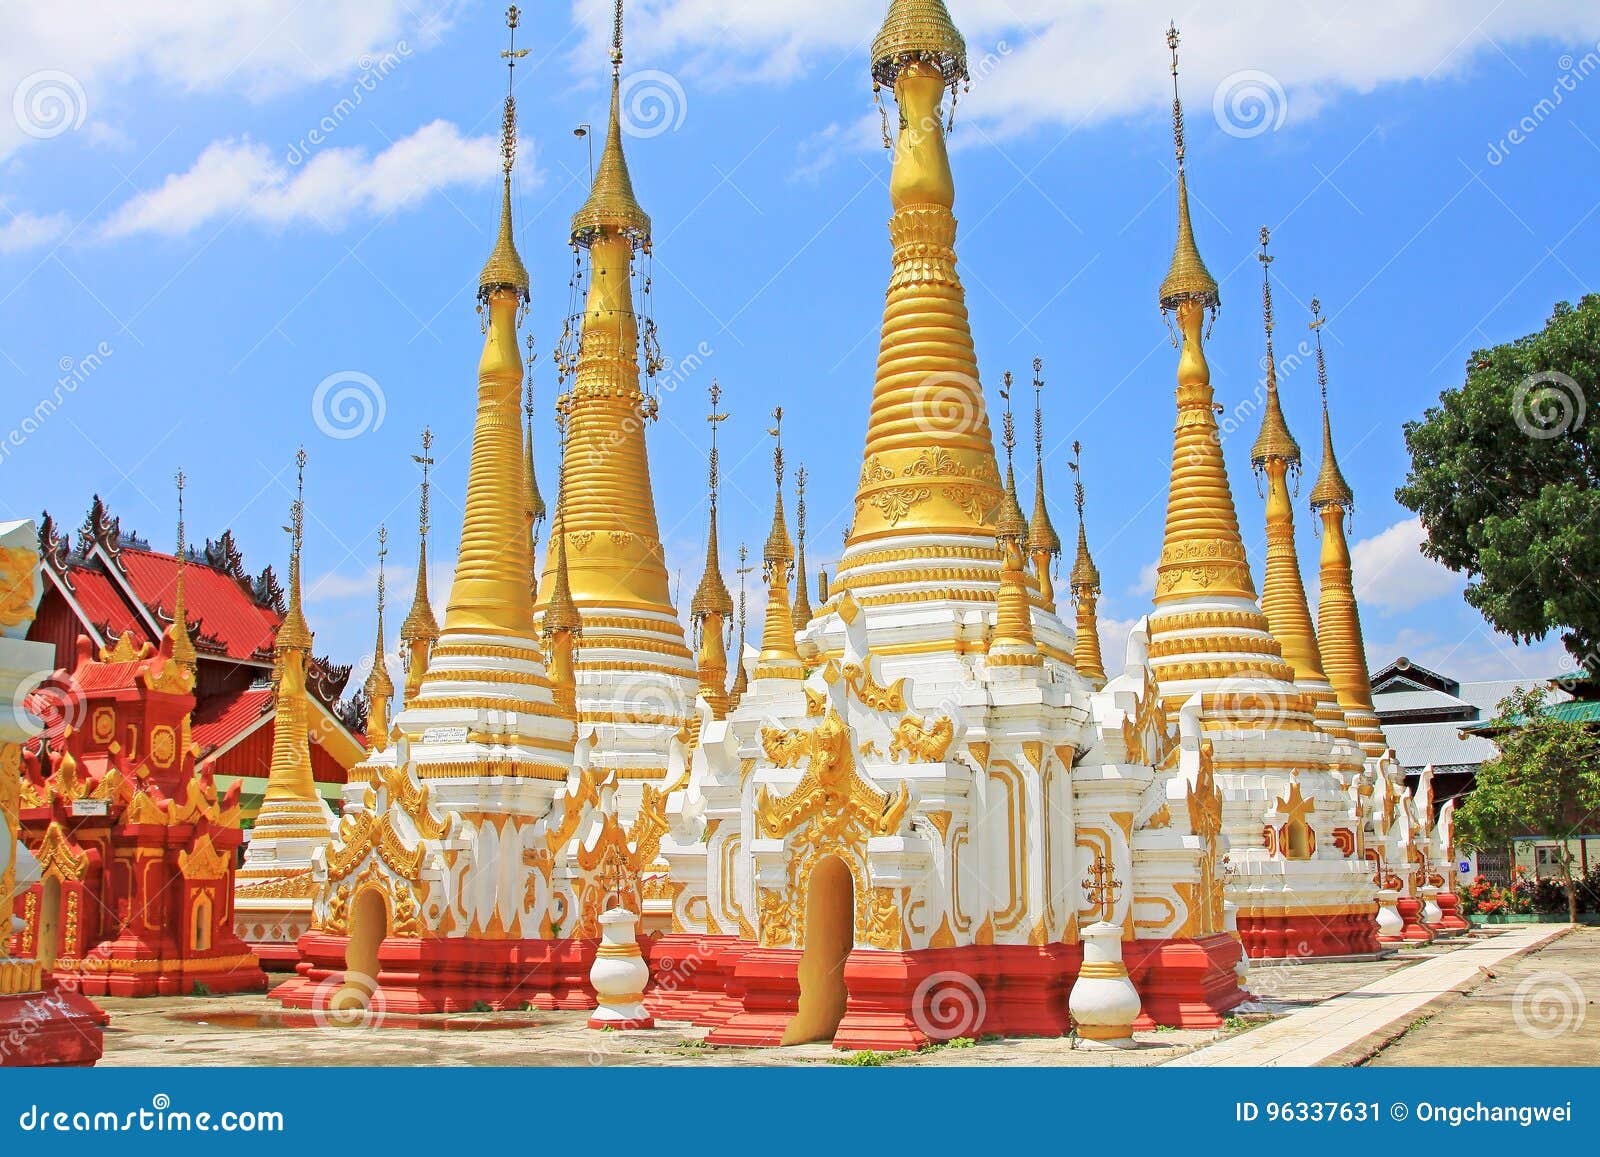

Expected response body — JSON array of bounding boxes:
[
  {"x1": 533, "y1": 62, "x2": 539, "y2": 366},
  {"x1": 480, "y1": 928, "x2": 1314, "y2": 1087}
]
[
  {"x1": 1372, "y1": 687, "x2": 1471, "y2": 715},
  {"x1": 191, "y1": 685, "x2": 274, "y2": 755},
  {"x1": 1382, "y1": 720, "x2": 1500, "y2": 770}
]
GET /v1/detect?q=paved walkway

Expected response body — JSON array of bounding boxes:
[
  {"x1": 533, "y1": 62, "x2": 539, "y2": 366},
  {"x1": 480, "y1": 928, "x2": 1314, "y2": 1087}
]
[{"x1": 1165, "y1": 924, "x2": 1572, "y2": 1067}]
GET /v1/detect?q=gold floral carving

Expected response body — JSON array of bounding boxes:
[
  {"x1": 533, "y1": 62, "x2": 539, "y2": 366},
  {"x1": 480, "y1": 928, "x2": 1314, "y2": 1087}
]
[
  {"x1": 149, "y1": 726, "x2": 177, "y2": 769},
  {"x1": 888, "y1": 713, "x2": 954, "y2": 763},
  {"x1": 837, "y1": 662, "x2": 906, "y2": 713},
  {"x1": 0, "y1": 544, "x2": 39, "y2": 629},
  {"x1": 804, "y1": 686, "x2": 826, "y2": 717},
  {"x1": 867, "y1": 485, "x2": 932, "y2": 526},
  {"x1": 179, "y1": 834, "x2": 231, "y2": 881},
  {"x1": 756, "y1": 710, "x2": 910, "y2": 844},
  {"x1": 36, "y1": 822, "x2": 88, "y2": 882}
]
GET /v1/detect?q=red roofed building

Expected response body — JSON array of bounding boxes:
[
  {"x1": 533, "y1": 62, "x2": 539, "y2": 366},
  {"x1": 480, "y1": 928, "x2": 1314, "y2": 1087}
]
[{"x1": 27, "y1": 499, "x2": 364, "y2": 826}]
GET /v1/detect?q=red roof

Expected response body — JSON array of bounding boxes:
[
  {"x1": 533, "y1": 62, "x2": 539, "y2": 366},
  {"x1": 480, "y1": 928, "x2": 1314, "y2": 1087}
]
[
  {"x1": 115, "y1": 549, "x2": 280, "y2": 661},
  {"x1": 191, "y1": 685, "x2": 275, "y2": 755},
  {"x1": 69, "y1": 568, "x2": 153, "y2": 645}
]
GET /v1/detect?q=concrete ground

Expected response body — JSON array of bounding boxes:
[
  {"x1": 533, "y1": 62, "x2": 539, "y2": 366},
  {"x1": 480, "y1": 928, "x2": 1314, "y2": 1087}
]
[{"x1": 87, "y1": 927, "x2": 1597, "y2": 1067}]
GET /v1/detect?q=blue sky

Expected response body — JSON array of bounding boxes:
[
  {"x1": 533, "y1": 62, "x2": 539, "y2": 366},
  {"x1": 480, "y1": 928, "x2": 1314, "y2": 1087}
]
[{"x1": 3, "y1": 1, "x2": 1598, "y2": 691}]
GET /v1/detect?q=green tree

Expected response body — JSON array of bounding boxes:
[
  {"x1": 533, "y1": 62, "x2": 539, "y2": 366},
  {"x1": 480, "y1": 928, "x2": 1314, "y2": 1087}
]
[
  {"x1": 1396, "y1": 294, "x2": 1600, "y2": 669},
  {"x1": 1454, "y1": 687, "x2": 1600, "y2": 922}
]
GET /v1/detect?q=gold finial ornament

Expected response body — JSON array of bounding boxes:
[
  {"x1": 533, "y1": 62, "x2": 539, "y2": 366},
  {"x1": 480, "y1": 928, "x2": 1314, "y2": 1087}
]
[
  {"x1": 276, "y1": 448, "x2": 314, "y2": 656},
  {"x1": 995, "y1": 374, "x2": 1028, "y2": 546},
  {"x1": 756, "y1": 410, "x2": 803, "y2": 679},
  {"x1": 400, "y1": 429, "x2": 440, "y2": 704},
  {"x1": 170, "y1": 468, "x2": 197, "y2": 670},
  {"x1": 792, "y1": 464, "x2": 813, "y2": 630},
  {"x1": 691, "y1": 381, "x2": 735, "y2": 716},
  {"x1": 480, "y1": 6, "x2": 531, "y2": 303},
  {"x1": 1068, "y1": 442, "x2": 1106, "y2": 685},
  {"x1": 1308, "y1": 301, "x2": 1356, "y2": 514},
  {"x1": 365, "y1": 527, "x2": 395, "y2": 749},
  {"x1": 1250, "y1": 227, "x2": 1302, "y2": 474},
  {"x1": 1027, "y1": 358, "x2": 1060, "y2": 607},
  {"x1": 729, "y1": 543, "x2": 753, "y2": 708},
  {"x1": 1159, "y1": 25, "x2": 1220, "y2": 317},
  {"x1": 264, "y1": 447, "x2": 318, "y2": 804}
]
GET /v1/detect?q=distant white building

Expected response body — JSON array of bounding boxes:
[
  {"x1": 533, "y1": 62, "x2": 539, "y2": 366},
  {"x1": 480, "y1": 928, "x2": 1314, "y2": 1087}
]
[{"x1": 1371, "y1": 656, "x2": 1587, "y2": 884}]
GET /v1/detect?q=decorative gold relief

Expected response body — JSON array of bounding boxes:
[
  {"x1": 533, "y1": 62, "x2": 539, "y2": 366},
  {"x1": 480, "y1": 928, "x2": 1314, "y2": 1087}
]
[
  {"x1": 0, "y1": 544, "x2": 39, "y2": 629},
  {"x1": 888, "y1": 713, "x2": 954, "y2": 763},
  {"x1": 756, "y1": 710, "x2": 910, "y2": 844},
  {"x1": 149, "y1": 726, "x2": 177, "y2": 769},
  {"x1": 839, "y1": 662, "x2": 905, "y2": 712},
  {"x1": 1185, "y1": 739, "x2": 1225, "y2": 936}
]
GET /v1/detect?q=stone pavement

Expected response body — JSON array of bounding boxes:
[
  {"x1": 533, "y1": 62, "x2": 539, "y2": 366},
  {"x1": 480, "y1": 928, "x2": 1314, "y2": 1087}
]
[
  {"x1": 85, "y1": 927, "x2": 1591, "y2": 1068},
  {"x1": 1368, "y1": 924, "x2": 1599, "y2": 1066},
  {"x1": 1166, "y1": 924, "x2": 1572, "y2": 1067}
]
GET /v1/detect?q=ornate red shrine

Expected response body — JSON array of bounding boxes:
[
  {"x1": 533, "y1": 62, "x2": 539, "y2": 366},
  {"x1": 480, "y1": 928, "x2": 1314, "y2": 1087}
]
[{"x1": 12, "y1": 629, "x2": 266, "y2": 997}]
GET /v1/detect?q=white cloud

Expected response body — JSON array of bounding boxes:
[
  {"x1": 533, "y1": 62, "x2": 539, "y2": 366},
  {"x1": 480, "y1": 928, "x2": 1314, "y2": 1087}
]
[
  {"x1": 1351, "y1": 515, "x2": 1462, "y2": 613},
  {"x1": 1094, "y1": 614, "x2": 1143, "y2": 680},
  {"x1": 0, "y1": 1, "x2": 454, "y2": 161},
  {"x1": 0, "y1": 206, "x2": 69, "y2": 252},
  {"x1": 1364, "y1": 626, "x2": 1568, "y2": 684},
  {"x1": 573, "y1": 1, "x2": 1600, "y2": 135},
  {"x1": 100, "y1": 121, "x2": 516, "y2": 239},
  {"x1": 1131, "y1": 560, "x2": 1158, "y2": 598}
]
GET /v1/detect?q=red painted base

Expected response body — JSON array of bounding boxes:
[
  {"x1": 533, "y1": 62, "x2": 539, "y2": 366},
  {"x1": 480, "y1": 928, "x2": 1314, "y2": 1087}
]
[
  {"x1": 1238, "y1": 909, "x2": 1382, "y2": 959},
  {"x1": 246, "y1": 942, "x2": 305, "y2": 972},
  {"x1": 58, "y1": 937, "x2": 266, "y2": 998},
  {"x1": 0, "y1": 982, "x2": 106, "y2": 1067},
  {"x1": 704, "y1": 934, "x2": 1246, "y2": 1050},
  {"x1": 273, "y1": 932, "x2": 601, "y2": 1014},
  {"x1": 1395, "y1": 898, "x2": 1435, "y2": 944},
  {"x1": 1433, "y1": 891, "x2": 1470, "y2": 934},
  {"x1": 644, "y1": 934, "x2": 731, "y2": 1022}
]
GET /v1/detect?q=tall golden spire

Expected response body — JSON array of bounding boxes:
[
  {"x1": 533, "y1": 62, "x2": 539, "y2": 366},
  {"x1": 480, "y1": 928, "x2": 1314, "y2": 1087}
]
[
  {"x1": 991, "y1": 375, "x2": 1039, "y2": 665},
  {"x1": 541, "y1": 0, "x2": 684, "y2": 643},
  {"x1": 755, "y1": 408, "x2": 803, "y2": 680},
  {"x1": 1028, "y1": 358, "x2": 1061, "y2": 609},
  {"x1": 365, "y1": 526, "x2": 394, "y2": 752},
  {"x1": 729, "y1": 543, "x2": 752, "y2": 710},
  {"x1": 792, "y1": 464, "x2": 813, "y2": 631},
  {"x1": 691, "y1": 381, "x2": 734, "y2": 717},
  {"x1": 442, "y1": 6, "x2": 540, "y2": 641},
  {"x1": 1250, "y1": 232, "x2": 1346, "y2": 741},
  {"x1": 169, "y1": 468, "x2": 197, "y2": 671},
  {"x1": 264, "y1": 449, "x2": 317, "y2": 805},
  {"x1": 525, "y1": 332, "x2": 547, "y2": 603},
  {"x1": 1069, "y1": 443, "x2": 1106, "y2": 686},
  {"x1": 400, "y1": 428, "x2": 439, "y2": 706},
  {"x1": 1309, "y1": 300, "x2": 1385, "y2": 756},
  {"x1": 1153, "y1": 24, "x2": 1255, "y2": 607},
  {"x1": 1146, "y1": 26, "x2": 1297, "y2": 724},
  {"x1": 843, "y1": 0, "x2": 1000, "y2": 571}
]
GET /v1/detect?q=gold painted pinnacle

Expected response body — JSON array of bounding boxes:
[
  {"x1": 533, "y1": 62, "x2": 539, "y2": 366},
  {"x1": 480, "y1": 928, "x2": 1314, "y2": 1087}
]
[{"x1": 1252, "y1": 226, "x2": 1301, "y2": 471}]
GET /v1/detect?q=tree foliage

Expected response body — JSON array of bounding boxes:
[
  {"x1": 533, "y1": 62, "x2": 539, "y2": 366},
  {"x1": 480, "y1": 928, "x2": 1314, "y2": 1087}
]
[
  {"x1": 1396, "y1": 294, "x2": 1600, "y2": 669},
  {"x1": 1454, "y1": 687, "x2": 1600, "y2": 921}
]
